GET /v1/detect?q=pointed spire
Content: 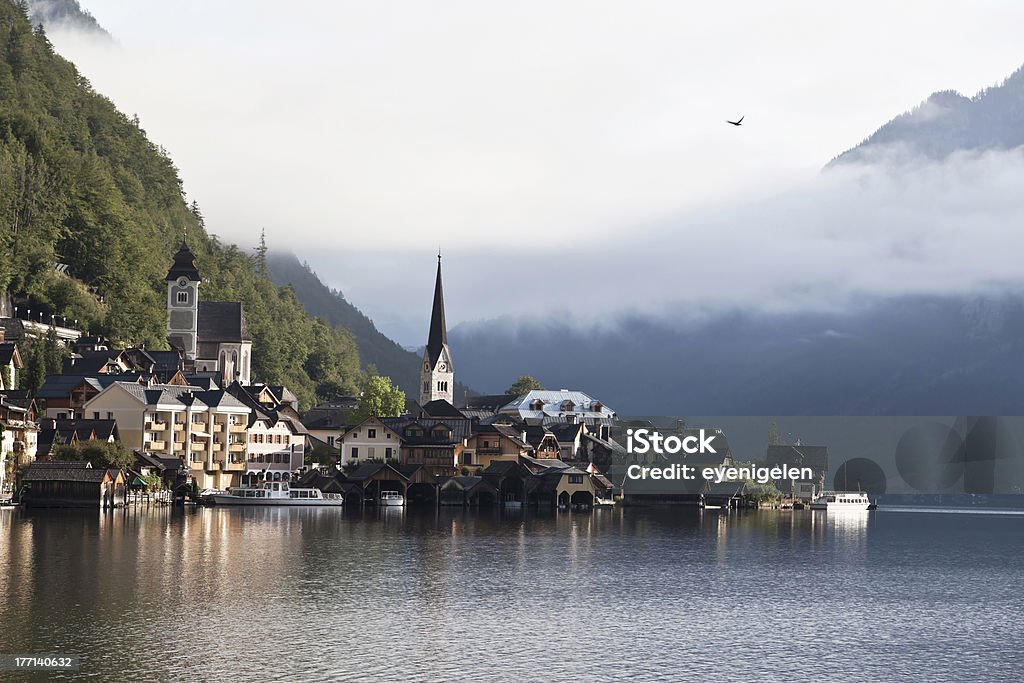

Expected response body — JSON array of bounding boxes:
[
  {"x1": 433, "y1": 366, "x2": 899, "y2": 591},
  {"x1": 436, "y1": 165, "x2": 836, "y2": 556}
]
[{"x1": 426, "y1": 253, "x2": 447, "y2": 366}]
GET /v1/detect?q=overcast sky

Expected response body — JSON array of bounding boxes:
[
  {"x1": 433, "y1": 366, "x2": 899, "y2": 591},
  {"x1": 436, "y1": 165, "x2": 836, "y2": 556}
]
[{"x1": 49, "y1": 1, "x2": 1024, "y2": 344}]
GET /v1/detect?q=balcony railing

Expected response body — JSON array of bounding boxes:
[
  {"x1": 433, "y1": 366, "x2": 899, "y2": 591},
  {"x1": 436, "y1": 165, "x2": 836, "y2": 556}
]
[
  {"x1": 145, "y1": 421, "x2": 168, "y2": 431},
  {"x1": 147, "y1": 441, "x2": 166, "y2": 450},
  {"x1": 212, "y1": 423, "x2": 224, "y2": 432},
  {"x1": 229, "y1": 423, "x2": 246, "y2": 433}
]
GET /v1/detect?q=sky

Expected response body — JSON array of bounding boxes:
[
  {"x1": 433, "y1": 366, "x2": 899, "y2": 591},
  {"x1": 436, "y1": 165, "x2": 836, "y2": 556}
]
[{"x1": 46, "y1": 1, "x2": 1024, "y2": 345}]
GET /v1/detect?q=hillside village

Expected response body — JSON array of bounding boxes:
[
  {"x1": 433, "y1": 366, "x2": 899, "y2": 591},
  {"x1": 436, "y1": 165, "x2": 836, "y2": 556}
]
[{"x1": 0, "y1": 243, "x2": 639, "y2": 509}]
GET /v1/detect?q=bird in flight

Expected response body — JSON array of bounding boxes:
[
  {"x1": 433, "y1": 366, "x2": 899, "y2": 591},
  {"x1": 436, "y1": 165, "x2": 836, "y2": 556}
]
[{"x1": 726, "y1": 116, "x2": 744, "y2": 126}]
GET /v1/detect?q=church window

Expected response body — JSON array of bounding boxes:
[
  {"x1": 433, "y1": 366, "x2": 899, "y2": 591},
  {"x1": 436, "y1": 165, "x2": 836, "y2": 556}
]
[{"x1": 176, "y1": 291, "x2": 188, "y2": 304}]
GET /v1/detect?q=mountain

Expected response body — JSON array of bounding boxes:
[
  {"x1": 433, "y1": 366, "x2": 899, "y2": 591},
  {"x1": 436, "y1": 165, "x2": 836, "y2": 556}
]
[
  {"x1": 832, "y1": 64, "x2": 1024, "y2": 164},
  {"x1": 26, "y1": 0, "x2": 109, "y2": 37},
  {"x1": 0, "y1": 1, "x2": 360, "y2": 407},
  {"x1": 444, "y1": 62, "x2": 1024, "y2": 415},
  {"x1": 448, "y1": 295, "x2": 1024, "y2": 415},
  {"x1": 266, "y1": 252, "x2": 422, "y2": 397}
]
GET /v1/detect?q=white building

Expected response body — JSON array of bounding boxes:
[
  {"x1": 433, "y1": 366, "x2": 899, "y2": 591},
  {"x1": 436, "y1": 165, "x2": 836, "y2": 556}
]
[{"x1": 83, "y1": 382, "x2": 252, "y2": 490}]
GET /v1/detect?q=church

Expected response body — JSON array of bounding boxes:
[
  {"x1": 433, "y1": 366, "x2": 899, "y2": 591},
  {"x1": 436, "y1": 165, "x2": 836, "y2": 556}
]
[
  {"x1": 420, "y1": 254, "x2": 454, "y2": 407},
  {"x1": 166, "y1": 241, "x2": 253, "y2": 386}
]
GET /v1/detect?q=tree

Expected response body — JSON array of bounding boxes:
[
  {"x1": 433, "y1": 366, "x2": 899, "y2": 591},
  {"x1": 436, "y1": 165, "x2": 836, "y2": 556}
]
[
  {"x1": 53, "y1": 441, "x2": 135, "y2": 470},
  {"x1": 506, "y1": 375, "x2": 543, "y2": 396},
  {"x1": 351, "y1": 374, "x2": 406, "y2": 422}
]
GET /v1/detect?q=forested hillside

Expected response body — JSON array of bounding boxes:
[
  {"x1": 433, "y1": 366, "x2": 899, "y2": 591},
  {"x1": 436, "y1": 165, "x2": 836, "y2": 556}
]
[
  {"x1": 25, "y1": 0, "x2": 107, "y2": 36},
  {"x1": 831, "y1": 64, "x2": 1024, "y2": 164},
  {"x1": 0, "y1": 1, "x2": 360, "y2": 407},
  {"x1": 266, "y1": 252, "x2": 422, "y2": 398}
]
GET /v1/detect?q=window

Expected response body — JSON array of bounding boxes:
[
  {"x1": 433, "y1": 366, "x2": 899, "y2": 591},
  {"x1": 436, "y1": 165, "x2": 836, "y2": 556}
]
[
  {"x1": 176, "y1": 290, "x2": 188, "y2": 304},
  {"x1": 327, "y1": 436, "x2": 335, "y2": 447},
  {"x1": 368, "y1": 447, "x2": 375, "y2": 458},
  {"x1": 368, "y1": 428, "x2": 377, "y2": 439},
  {"x1": 351, "y1": 447, "x2": 359, "y2": 458},
  {"x1": 385, "y1": 448, "x2": 393, "y2": 459},
  {"x1": 569, "y1": 474, "x2": 583, "y2": 484},
  {"x1": 107, "y1": 412, "x2": 113, "y2": 420},
  {"x1": 93, "y1": 411, "x2": 100, "y2": 420}
]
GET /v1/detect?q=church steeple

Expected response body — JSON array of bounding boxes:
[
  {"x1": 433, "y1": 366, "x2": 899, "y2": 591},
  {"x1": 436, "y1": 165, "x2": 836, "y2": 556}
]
[
  {"x1": 420, "y1": 253, "x2": 454, "y2": 406},
  {"x1": 426, "y1": 252, "x2": 447, "y2": 366}
]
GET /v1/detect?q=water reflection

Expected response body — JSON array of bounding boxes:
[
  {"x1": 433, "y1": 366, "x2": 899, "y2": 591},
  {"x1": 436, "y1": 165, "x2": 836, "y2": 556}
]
[{"x1": 0, "y1": 506, "x2": 1021, "y2": 681}]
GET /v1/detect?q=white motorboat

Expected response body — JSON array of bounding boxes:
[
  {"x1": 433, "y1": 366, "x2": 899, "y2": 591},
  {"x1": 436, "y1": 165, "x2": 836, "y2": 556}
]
[
  {"x1": 209, "y1": 481, "x2": 343, "y2": 506},
  {"x1": 379, "y1": 490, "x2": 405, "y2": 506},
  {"x1": 809, "y1": 490, "x2": 870, "y2": 511},
  {"x1": 594, "y1": 497, "x2": 616, "y2": 508}
]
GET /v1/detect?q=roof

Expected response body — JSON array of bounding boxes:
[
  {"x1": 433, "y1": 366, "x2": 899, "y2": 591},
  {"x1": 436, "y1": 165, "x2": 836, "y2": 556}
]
[
  {"x1": 197, "y1": 301, "x2": 250, "y2": 343},
  {"x1": 166, "y1": 242, "x2": 200, "y2": 281},
  {"x1": 0, "y1": 342, "x2": 20, "y2": 367},
  {"x1": 380, "y1": 416, "x2": 473, "y2": 443},
  {"x1": 420, "y1": 399, "x2": 466, "y2": 419},
  {"x1": 345, "y1": 462, "x2": 408, "y2": 482},
  {"x1": 460, "y1": 394, "x2": 511, "y2": 412},
  {"x1": 22, "y1": 465, "x2": 113, "y2": 482},
  {"x1": 99, "y1": 382, "x2": 249, "y2": 411},
  {"x1": 500, "y1": 390, "x2": 615, "y2": 420}
]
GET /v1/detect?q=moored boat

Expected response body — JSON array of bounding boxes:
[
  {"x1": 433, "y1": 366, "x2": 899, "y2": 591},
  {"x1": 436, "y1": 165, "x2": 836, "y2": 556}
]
[
  {"x1": 809, "y1": 490, "x2": 870, "y2": 511},
  {"x1": 209, "y1": 481, "x2": 343, "y2": 506},
  {"x1": 379, "y1": 490, "x2": 404, "y2": 506}
]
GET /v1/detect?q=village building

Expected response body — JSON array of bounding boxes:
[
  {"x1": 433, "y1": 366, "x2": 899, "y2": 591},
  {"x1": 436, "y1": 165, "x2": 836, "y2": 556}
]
[
  {"x1": 335, "y1": 416, "x2": 403, "y2": 469},
  {"x1": 380, "y1": 416, "x2": 467, "y2": 477},
  {"x1": 82, "y1": 382, "x2": 252, "y2": 490},
  {"x1": 35, "y1": 418, "x2": 119, "y2": 459},
  {"x1": 300, "y1": 399, "x2": 358, "y2": 450},
  {"x1": 20, "y1": 461, "x2": 125, "y2": 508},
  {"x1": 0, "y1": 335, "x2": 22, "y2": 391},
  {"x1": 461, "y1": 423, "x2": 532, "y2": 469},
  {"x1": 499, "y1": 389, "x2": 616, "y2": 432},
  {"x1": 225, "y1": 382, "x2": 308, "y2": 485},
  {"x1": 165, "y1": 241, "x2": 253, "y2": 386},
  {"x1": 1, "y1": 393, "x2": 39, "y2": 492}
]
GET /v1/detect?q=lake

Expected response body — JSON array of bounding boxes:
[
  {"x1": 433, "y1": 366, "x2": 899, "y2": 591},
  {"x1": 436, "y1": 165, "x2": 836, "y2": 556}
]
[{"x1": 0, "y1": 505, "x2": 1021, "y2": 681}]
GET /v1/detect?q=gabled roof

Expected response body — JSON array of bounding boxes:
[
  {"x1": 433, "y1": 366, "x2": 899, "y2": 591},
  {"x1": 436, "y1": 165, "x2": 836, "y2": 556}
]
[
  {"x1": 420, "y1": 399, "x2": 466, "y2": 419},
  {"x1": 500, "y1": 390, "x2": 615, "y2": 419},
  {"x1": 197, "y1": 302, "x2": 250, "y2": 343},
  {"x1": 345, "y1": 462, "x2": 408, "y2": 482},
  {"x1": 22, "y1": 465, "x2": 114, "y2": 482},
  {"x1": 0, "y1": 342, "x2": 21, "y2": 368}
]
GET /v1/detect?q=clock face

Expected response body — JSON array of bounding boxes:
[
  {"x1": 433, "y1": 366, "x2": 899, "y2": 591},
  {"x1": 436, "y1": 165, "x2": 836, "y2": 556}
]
[
  {"x1": 177, "y1": 277, "x2": 188, "y2": 287},
  {"x1": 424, "y1": 361, "x2": 430, "y2": 371},
  {"x1": 438, "y1": 362, "x2": 447, "y2": 372}
]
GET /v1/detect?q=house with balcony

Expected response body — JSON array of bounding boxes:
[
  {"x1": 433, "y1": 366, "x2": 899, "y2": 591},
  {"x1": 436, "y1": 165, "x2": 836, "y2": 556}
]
[
  {"x1": 82, "y1": 382, "x2": 252, "y2": 490},
  {"x1": 461, "y1": 423, "x2": 532, "y2": 470},
  {"x1": 226, "y1": 382, "x2": 308, "y2": 485},
  {"x1": 1, "y1": 393, "x2": 39, "y2": 492}
]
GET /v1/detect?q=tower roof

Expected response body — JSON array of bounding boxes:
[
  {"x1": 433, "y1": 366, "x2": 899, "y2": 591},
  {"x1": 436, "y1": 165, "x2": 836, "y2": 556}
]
[
  {"x1": 166, "y1": 242, "x2": 200, "y2": 282},
  {"x1": 426, "y1": 254, "x2": 447, "y2": 366}
]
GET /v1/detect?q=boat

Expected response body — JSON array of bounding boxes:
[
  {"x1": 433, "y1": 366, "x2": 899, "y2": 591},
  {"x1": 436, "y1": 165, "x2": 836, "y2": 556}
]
[
  {"x1": 379, "y1": 490, "x2": 405, "y2": 507},
  {"x1": 809, "y1": 490, "x2": 870, "y2": 511},
  {"x1": 209, "y1": 481, "x2": 344, "y2": 506},
  {"x1": 594, "y1": 497, "x2": 616, "y2": 508}
]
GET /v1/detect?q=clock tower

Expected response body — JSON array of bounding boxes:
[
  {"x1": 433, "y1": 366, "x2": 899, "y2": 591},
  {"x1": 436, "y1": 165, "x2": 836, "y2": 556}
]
[
  {"x1": 420, "y1": 253, "x2": 454, "y2": 406},
  {"x1": 166, "y1": 240, "x2": 200, "y2": 361}
]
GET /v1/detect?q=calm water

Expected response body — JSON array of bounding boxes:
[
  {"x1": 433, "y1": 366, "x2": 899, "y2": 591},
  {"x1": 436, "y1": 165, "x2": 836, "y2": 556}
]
[{"x1": 0, "y1": 505, "x2": 1022, "y2": 682}]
